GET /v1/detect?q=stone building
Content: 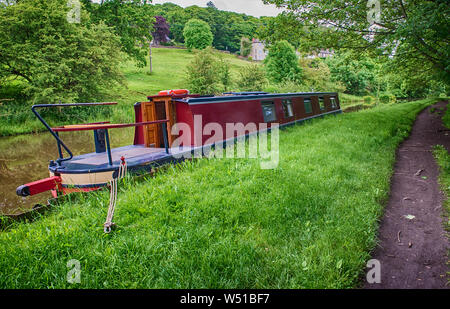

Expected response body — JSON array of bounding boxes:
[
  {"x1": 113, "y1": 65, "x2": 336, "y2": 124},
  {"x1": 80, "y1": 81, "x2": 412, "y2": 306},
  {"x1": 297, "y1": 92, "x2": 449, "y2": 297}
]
[{"x1": 250, "y1": 39, "x2": 268, "y2": 61}]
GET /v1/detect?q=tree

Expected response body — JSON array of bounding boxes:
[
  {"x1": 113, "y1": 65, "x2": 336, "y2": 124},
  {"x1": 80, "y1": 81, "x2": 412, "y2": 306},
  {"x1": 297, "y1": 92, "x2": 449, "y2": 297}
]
[
  {"x1": 217, "y1": 56, "x2": 232, "y2": 92},
  {"x1": 0, "y1": 0, "x2": 123, "y2": 104},
  {"x1": 380, "y1": 54, "x2": 447, "y2": 98},
  {"x1": 185, "y1": 48, "x2": 221, "y2": 94},
  {"x1": 165, "y1": 6, "x2": 189, "y2": 43},
  {"x1": 257, "y1": 13, "x2": 307, "y2": 50},
  {"x1": 240, "y1": 37, "x2": 252, "y2": 57},
  {"x1": 299, "y1": 57, "x2": 346, "y2": 93},
  {"x1": 206, "y1": 1, "x2": 217, "y2": 10},
  {"x1": 265, "y1": 41, "x2": 302, "y2": 84},
  {"x1": 183, "y1": 18, "x2": 213, "y2": 51},
  {"x1": 81, "y1": 0, "x2": 154, "y2": 67},
  {"x1": 152, "y1": 2, "x2": 260, "y2": 53},
  {"x1": 152, "y1": 15, "x2": 170, "y2": 45},
  {"x1": 326, "y1": 52, "x2": 376, "y2": 96},
  {"x1": 237, "y1": 64, "x2": 267, "y2": 92},
  {"x1": 264, "y1": 0, "x2": 450, "y2": 85}
]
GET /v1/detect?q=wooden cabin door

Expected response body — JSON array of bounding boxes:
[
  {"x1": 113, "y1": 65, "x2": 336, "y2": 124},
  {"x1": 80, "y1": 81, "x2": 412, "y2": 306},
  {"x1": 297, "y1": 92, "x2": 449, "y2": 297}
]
[
  {"x1": 141, "y1": 97, "x2": 177, "y2": 148},
  {"x1": 154, "y1": 101, "x2": 167, "y2": 147},
  {"x1": 141, "y1": 102, "x2": 159, "y2": 148},
  {"x1": 166, "y1": 101, "x2": 177, "y2": 146}
]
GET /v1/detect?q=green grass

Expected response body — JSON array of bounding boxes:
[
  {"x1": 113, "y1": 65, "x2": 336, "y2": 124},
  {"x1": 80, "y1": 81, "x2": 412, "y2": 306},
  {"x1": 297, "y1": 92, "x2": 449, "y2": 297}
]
[
  {"x1": 0, "y1": 98, "x2": 438, "y2": 289},
  {"x1": 432, "y1": 102, "x2": 450, "y2": 243},
  {"x1": 442, "y1": 102, "x2": 450, "y2": 128},
  {"x1": 106, "y1": 48, "x2": 252, "y2": 125},
  {"x1": 0, "y1": 48, "x2": 252, "y2": 136},
  {"x1": 433, "y1": 145, "x2": 449, "y2": 231},
  {"x1": 113, "y1": 48, "x2": 251, "y2": 104}
]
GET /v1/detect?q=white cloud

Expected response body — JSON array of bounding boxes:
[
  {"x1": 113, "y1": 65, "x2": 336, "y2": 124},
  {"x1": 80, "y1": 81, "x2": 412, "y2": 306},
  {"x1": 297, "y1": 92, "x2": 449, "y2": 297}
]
[{"x1": 151, "y1": 0, "x2": 282, "y2": 17}]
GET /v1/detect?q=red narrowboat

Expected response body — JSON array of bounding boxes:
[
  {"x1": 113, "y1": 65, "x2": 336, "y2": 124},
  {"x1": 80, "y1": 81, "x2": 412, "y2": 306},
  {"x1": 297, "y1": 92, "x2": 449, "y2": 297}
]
[{"x1": 16, "y1": 91, "x2": 341, "y2": 198}]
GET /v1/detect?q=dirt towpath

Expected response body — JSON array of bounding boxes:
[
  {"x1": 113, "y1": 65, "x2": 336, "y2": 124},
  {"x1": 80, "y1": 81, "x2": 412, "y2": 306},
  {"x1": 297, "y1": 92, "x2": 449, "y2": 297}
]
[{"x1": 365, "y1": 101, "x2": 449, "y2": 289}]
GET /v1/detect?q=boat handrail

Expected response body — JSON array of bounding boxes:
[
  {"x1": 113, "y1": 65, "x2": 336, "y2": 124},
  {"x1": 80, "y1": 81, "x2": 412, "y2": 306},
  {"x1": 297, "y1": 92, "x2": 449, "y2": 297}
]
[
  {"x1": 31, "y1": 102, "x2": 123, "y2": 166},
  {"x1": 51, "y1": 119, "x2": 171, "y2": 166},
  {"x1": 51, "y1": 120, "x2": 169, "y2": 132},
  {"x1": 32, "y1": 102, "x2": 172, "y2": 166},
  {"x1": 32, "y1": 103, "x2": 119, "y2": 165}
]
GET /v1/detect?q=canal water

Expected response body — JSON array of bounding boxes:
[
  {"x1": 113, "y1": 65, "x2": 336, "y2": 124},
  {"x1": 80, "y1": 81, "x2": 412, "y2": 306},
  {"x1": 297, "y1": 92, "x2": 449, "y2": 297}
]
[{"x1": 0, "y1": 128, "x2": 134, "y2": 215}]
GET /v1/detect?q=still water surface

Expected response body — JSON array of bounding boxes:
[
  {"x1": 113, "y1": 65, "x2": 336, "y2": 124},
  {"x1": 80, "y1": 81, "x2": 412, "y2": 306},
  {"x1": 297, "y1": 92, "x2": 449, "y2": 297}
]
[{"x1": 0, "y1": 128, "x2": 134, "y2": 215}]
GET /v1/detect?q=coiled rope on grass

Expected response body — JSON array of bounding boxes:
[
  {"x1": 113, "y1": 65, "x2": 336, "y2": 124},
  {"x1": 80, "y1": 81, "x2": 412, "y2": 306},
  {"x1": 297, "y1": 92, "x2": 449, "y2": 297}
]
[{"x1": 104, "y1": 157, "x2": 127, "y2": 234}]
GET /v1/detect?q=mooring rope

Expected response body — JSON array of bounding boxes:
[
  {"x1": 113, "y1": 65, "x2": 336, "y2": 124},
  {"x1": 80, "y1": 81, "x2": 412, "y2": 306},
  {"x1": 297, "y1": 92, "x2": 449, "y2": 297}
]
[{"x1": 104, "y1": 157, "x2": 127, "y2": 233}]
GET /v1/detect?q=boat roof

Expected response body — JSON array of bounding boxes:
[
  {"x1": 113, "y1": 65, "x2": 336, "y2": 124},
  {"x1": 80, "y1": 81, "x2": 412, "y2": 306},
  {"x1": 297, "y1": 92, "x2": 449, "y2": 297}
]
[{"x1": 173, "y1": 92, "x2": 339, "y2": 105}]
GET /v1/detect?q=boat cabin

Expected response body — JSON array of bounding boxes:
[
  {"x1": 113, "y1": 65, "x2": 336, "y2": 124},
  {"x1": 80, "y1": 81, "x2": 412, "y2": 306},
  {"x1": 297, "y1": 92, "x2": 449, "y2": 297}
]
[{"x1": 134, "y1": 91, "x2": 341, "y2": 148}]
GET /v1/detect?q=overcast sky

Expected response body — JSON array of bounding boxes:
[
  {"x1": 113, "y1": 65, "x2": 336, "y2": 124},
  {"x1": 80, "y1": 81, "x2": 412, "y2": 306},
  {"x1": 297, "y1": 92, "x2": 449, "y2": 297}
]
[{"x1": 151, "y1": 0, "x2": 283, "y2": 17}]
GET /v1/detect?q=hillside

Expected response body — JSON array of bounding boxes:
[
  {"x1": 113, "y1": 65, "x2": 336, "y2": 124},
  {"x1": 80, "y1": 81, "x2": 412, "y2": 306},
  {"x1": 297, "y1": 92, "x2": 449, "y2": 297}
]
[
  {"x1": 0, "y1": 47, "x2": 372, "y2": 137},
  {"x1": 113, "y1": 48, "x2": 252, "y2": 104},
  {"x1": 0, "y1": 48, "x2": 253, "y2": 136},
  {"x1": 108, "y1": 47, "x2": 253, "y2": 124}
]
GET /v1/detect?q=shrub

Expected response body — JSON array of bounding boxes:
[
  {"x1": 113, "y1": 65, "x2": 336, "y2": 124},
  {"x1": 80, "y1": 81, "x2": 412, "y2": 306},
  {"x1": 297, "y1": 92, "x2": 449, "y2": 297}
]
[
  {"x1": 185, "y1": 48, "x2": 234, "y2": 94},
  {"x1": 240, "y1": 37, "x2": 252, "y2": 57},
  {"x1": 389, "y1": 95, "x2": 397, "y2": 104},
  {"x1": 236, "y1": 64, "x2": 267, "y2": 92},
  {"x1": 325, "y1": 51, "x2": 377, "y2": 96},
  {"x1": 217, "y1": 56, "x2": 233, "y2": 92},
  {"x1": 183, "y1": 19, "x2": 213, "y2": 51},
  {"x1": 379, "y1": 93, "x2": 390, "y2": 104},
  {"x1": 160, "y1": 41, "x2": 174, "y2": 47},
  {"x1": 363, "y1": 96, "x2": 374, "y2": 104},
  {"x1": 0, "y1": 0, "x2": 123, "y2": 104},
  {"x1": 265, "y1": 41, "x2": 302, "y2": 84}
]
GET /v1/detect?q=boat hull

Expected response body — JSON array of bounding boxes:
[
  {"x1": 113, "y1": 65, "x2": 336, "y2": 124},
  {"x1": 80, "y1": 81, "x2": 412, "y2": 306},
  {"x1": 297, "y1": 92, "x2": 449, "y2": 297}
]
[{"x1": 48, "y1": 110, "x2": 342, "y2": 195}]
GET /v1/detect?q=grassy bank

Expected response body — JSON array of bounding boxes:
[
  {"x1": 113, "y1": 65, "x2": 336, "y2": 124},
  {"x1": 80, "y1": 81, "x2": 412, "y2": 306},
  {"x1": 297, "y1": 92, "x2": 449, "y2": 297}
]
[
  {"x1": 433, "y1": 103, "x2": 450, "y2": 237},
  {"x1": 0, "y1": 98, "x2": 438, "y2": 289},
  {"x1": 433, "y1": 145, "x2": 450, "y2": 231}
]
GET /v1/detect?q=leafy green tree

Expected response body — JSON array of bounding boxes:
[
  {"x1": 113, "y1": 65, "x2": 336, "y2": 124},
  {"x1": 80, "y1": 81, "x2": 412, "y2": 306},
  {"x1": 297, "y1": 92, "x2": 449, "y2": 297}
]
[
  {"x1": 299, "y1": 57, "x2": 346, "y2": 93},
  {"x1": 240, "y1": 37, "x2": 252, "y2": 57},
  {"x1": 153, "y1": 2, "x2": 259, "y2": 53},
  {"x1": 217, "y1": 57, "x2": 233, "y2": 92},
  {"x1": 265, "y1": 40, "x2": 302, "y2": 84},
  {"x1": 382, "y1": 55, "x2": 448, "y2": 98},
  {"x1": 0, "y1": 0, "x2": 123, "y2": 104},
  {"x1": 325, "y1": 52, "x2": 376, "y2": 96},
  {"x1": 264, "y1": 0, "x2": 449, "y2": 85},
  {"x1": 185, "y1": 47, "x2": 220, "y2": 94},
  {"x1": 164, "y1": 6, "x2": 189, "y2": 43},
  {"x1": 257, "y1": 13, "x2": 307, "y2": 50},
  {"x1": 81, "y1": 0, "x2": 154, "y2": 67},
  {"x1": 237, "y1": 64, "x2": 267, "y2": 92},
  {"x1": 211, "y1": 12, "x2": 259, "y2": 53},
  {"x1": 206, "y1": 1, "x2": 217, "y2": 10},
  {"x1": 183, "y1": 18, "x2": 214, "y2": 51}
]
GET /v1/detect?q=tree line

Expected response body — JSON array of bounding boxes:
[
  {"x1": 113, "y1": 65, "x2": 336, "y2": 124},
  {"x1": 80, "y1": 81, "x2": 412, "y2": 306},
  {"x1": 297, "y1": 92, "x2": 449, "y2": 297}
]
[
  {"x1": 151, "y1": 1, "x2": 261, "y2": 53},
  {"x1": 260, "y1": 0, "x2": 449, "y2": 98},
  {"x1": 0, "y1": 0, "x2": 447, "y2": 108},
  {"x1": 0, "y1": 0, "x2": 269, "y2": 105}
]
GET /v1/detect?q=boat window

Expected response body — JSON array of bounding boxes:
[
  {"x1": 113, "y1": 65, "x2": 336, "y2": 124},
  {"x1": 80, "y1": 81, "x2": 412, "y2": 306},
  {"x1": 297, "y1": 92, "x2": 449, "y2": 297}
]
[
  {"x1": 304, "y1": 99, "x2": 313, "y2": 114},
  {"x1": 319, "y1": 97, "x2": 325, "y2": 111},
  {"x1": 261, "y1": 101, "x2": 277, "y2": 122},
  {"x1": 282, "y1": 99, "x2": 294, "y2": 118},
  {"x1": 330, "y1": 97, "x2": 337, "y2": 109}
]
